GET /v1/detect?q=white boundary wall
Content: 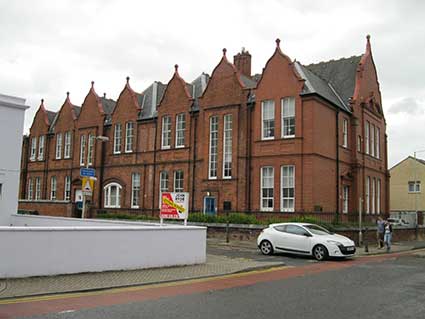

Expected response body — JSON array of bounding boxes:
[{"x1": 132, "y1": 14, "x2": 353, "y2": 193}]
[{"x1": 1, "y1": 215, "x2": 206, "y2": 278}]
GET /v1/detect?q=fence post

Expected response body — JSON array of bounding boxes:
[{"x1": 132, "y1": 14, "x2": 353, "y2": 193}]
[{"x1": 224, "y1": 201, "x2": 231, "y2": 243}]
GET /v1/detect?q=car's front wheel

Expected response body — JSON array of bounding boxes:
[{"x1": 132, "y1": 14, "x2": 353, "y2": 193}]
[
  {"x1": 312, "y1": 244, "x2": 328, "y2": 261},
  {"x1": 259, "y1": 240, "x2": 274, "y2": 255}
]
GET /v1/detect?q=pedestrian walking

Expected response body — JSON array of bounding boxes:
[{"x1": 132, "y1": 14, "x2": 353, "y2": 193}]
[
  {"x1": 376, "y1": 217, "x2": 385, "y2": 249},
  {"x1": 384, "y1": 220, "x2": 393, "y2": 252}
]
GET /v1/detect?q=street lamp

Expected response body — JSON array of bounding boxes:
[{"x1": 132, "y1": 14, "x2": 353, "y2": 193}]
[{"x1": 81, "y1": 135, "x2": 109, "y2": 219}]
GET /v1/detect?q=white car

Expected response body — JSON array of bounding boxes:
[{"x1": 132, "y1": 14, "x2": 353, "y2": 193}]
[{"x1": 257, "y1": 222, "x2": 356, "y2": 261}]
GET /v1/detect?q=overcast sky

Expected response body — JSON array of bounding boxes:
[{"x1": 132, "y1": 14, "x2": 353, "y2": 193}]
[{"x1": 1, "y1": 0, "x2": 424, "y2": 167}]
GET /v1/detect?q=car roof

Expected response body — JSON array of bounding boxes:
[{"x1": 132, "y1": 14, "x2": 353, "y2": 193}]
[{"x1": 269, "y1": 222, "x2": 314, "y2": 227}]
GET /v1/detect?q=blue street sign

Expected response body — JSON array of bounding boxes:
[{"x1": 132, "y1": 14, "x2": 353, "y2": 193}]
[{"x1": 80, "y1": 167, "x2": 96, "y2": 177}]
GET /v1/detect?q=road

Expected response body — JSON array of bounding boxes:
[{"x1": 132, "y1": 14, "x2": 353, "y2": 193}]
[{"x1": 2, "y1": 250, "x2": 425, "y2": 319}]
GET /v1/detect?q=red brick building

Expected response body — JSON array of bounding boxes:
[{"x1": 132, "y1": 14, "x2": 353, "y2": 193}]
[{"x1": 19, "y1": 37, "x2": 389, "y2": 221}]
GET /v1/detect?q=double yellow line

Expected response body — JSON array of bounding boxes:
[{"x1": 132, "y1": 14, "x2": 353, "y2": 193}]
[{"x1": 0, "y1": 266, "x2": 288, "y2": 305}]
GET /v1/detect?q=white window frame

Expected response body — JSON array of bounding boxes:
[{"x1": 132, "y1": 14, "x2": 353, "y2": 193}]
[
  {"x1": 125, "y1": 122, "x2": 134, "y2": 153},
  {"x1": 376, "y1": 127, "x2": 380, "y2": 159},
  {"x1": 55, "y1": 133, "x2": 63, "y2": 159},
  {"x1": 114, "y1": 123, "x2": 122, "y2": 154},
  {"x1": 38, "y1": 135, "x2": 45, "y2": 161},
  {"x1": 131, "y1": 173, "x2": 141, "y2": 208},
  {"x1": 87, "y1": 134, "x2": 95, "y2": 166},
  {"x1": 208, "y1": 116, "x2": 219, "y2": 179},
  {"x1": 281, "y1": 97, "x2": 295, "y2": 138},
  {"x1": 342, "y1": 119, "x2": 348, "y2": 148},
  {"x1": 343, "y1": 185, "x2": 349, "y2": 214},
  {"x1": 223, "y1": 114, "x2": 232, "y2": 179},
  {"x1": 104, "y1": 183, "x2": 122, "y2": 208},
  {"x1": 175, "y1": 113, "x2": 186, "y2": 148},
  {"x1": 261, "y1": 166, "x2": 274, "y2": 211},
  {"x1": 159, "y1": 171, "x2": 169, "y2": 208},
  {"x1": 27, "y1": 178, "x2": 33, "y2": 200},
  {"x1": 365, "y1": 121, "x2": 370, "y2": 155},
  {"x1": 79, "y1": 135, "x2": 86, "y2": 166},
  {"x1": 50, "y1": 176, "x2": 57, "y2": 200},
  {"x1": 161, "y1": 116, "x2": 172, "y2": 149},
  {"x1": 366, "y1": 176, "x2": 370, "y2": 214},
  {"x1": 64, "y1": 131, "x2": 72, "y2": 159},
  {"x1": 371, "y1": 177, "x2": 376, "y2": 214},
  {"x1": 35, "y1": 177, "x2": 41, "y2": 200},
  {"x1": 357, "y1": 136, "x2": 362, "y2": 152},
  {"x1": 64, "y1": 176, "x2": 71, "y2": 201},
  {"x1": 174, "y1": 170, "x2": 184, "y2": 192},
  {"x1": 370, "y1": 124, "x2": 375, "y2": 157},
  {"x1": 377, "y1": 179, "x2": 381, "y2": 214},
  {"x1": 30, "y1": 137, "x2": 37, "y2": 161},
  {"x1": 408, "y1": 181, "x2": 421, "y2": 193},
  {"x1": 262, "y1": 100, "x2": 275, "y2": 140},
  {"x1": 281, "y1": 165, "x2": 295, "y2": 212}
]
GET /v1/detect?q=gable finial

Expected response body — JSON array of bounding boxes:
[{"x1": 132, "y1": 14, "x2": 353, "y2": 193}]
[
  {"x1": 365, "y1": 34, "x2": 371, "y2": 54},
  {"x1": 41, "y1": 98, "x2": 44, "y2": 104},
  {"x1": 174, "y1": 64, "x2": 179, "y2": 72},
  {"x1": 276, "y1": 38, "x2": 281, "y2": 48},
  {"x1": 126, "y1": 76, "x2": 130, "y2": 84},
  {"x1": 103, "y1": 93, "x2": 106, "y2": 98},
  {"x1": 66, "y1": 91, "x2": 70, "y2": 98},
  {"x1": 91, "y1": 81, "x2": 94, "y2": 88},
  {"x1": 223, "y1": 48, "x2": 227, "y2": 56}
]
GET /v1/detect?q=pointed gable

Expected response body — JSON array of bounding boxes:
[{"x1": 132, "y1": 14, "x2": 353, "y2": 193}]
[
  {"x1": 158, "y1": 65, "x2": 193, "y2": 111},
  {"x1": 50, "y1": 92, "x2": 80, "y2": 132},
  {"x1": 352, "y1": 35, "x2": 383, "y2": 113},
  {"x1": 111, "y1": 77, "x2": 142, "y2": 122},
  {"x1": 77, "y1": 81, "x2": 110, "y2": 128},
  {"x1": 200, "y1": 48, "x2": 247, "y2": 108},
  {"x1": 29, "y1": 99, "x2": 54, "y2": 135},
  {"x1": 256, "y1": 39, "x2": 304, "y2": 95}
]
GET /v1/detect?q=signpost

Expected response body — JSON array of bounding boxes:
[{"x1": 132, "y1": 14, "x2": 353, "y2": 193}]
[
  {"x1": 80, "y1": 167, "x2": 96, "y2": 177},
  {"x1": 80, "y1": 168, "x2": 96, "y2": 219},
  {"x1": 160, "y1": 192, "x2": 189, "y2": 225}
]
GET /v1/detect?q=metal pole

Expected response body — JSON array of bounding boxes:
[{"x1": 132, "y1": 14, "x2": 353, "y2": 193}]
[
  {"x1": 81, "y1": 161, "x2": 89, "y2": 219},
  {"x1": 226, "y1": 210, "x2": 230, "y2": 243},
  {"x1": 359, "y1": 197, "x2": 363, "y2": 246}
]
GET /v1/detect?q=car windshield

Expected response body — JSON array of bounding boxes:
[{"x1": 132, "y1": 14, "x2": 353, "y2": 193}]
[{"x1": 304, "y1": 224, "x2": 331, "y2": 235}]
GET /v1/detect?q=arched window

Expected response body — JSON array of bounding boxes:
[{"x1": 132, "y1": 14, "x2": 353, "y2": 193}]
[{"x1": 104, "y1": 183, "x2": 122, "y2": 208}]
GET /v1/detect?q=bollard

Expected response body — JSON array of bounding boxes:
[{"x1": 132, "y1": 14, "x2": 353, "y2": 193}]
[
  {"x1": 223, "y1": 201, "x2": 231, "y2": 243},
  {"x1": 364, "y1": 227, "x2": 369, "y2": 253}
]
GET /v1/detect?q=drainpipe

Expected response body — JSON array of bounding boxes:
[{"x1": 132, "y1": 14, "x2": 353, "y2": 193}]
[
  {"x1": 336, "y1": 110, "x2": 340, "y2": 223},
  {"x1": 247, "y1": 100, "x2": 254, "y2": 213},
  {"x1": 191, "y1": 114, "x2": 198, "y2": 211},
  {"x1": 43, "y1": 133, "x2": 51, "y2": 199},
  {"x1": 151, "y1": 118, "x2": 158, "y2": 216}
]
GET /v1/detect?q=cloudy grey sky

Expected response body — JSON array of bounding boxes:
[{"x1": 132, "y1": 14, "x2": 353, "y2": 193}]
[{"x1": 1, "y1": 0, "x2": 424, "y2": 167}]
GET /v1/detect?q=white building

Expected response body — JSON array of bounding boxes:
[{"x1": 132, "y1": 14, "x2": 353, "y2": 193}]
[{"x1": 0, "y1": 94, "x2": 29, "y2": 225}]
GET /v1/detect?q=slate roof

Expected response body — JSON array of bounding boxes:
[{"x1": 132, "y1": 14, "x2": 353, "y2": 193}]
[
  {"x1": 189, "y1": 73, "x2": 210, "y2": 99},
  {"x1": 295, "y1": 62, "x2": 349, "y2": 112},
  {"x1": 100, "y1": 97, "x2": 116, "y2": 115},
  {"x1": 74, "y1": 106, "x2": 81, "y2": 117},
  {"x1": 304, "y1": 56, "x2": 362, "y2": 111},
  {"x1": 240, "y1": 74, "x2": 257, "y2": 89},
  {"x1": 46, "y1": 111, "x2": 57, "y2": 125},
  {"x1": 138, "y1": 82, "x2": 167, "y2": 120}
]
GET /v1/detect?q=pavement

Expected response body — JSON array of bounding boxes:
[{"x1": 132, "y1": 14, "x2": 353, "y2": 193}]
[{"x1": 1, "y1": 238, "x2": 425, "y2": 300}]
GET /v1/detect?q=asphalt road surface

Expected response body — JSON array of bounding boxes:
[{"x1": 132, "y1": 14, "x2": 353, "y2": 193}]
[{"x1": 4, "y1": 251, "x2": 425, "y2": 319}]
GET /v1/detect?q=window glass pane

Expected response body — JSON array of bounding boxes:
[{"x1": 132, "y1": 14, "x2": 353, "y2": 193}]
[
  {"x1": 223, "y1": 114, "x2": 232, "y2": 178},
  {"x1": 282, "y1": 97, "x2": 295, "y2": 137},
  {"x1": 262, "y1": 100, "x2": 275, "y2": 139},
  {"x1": 209, "y1": 116, "x2": 218, "y2": 178},
  {"x1": 162, "y1": 116, "x2": 171, "y2": 148},
  {"x1": 261, "y1": 167, "x2": 274, "y2": 211}
]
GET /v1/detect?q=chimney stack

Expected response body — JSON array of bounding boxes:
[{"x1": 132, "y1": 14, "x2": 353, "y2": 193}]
[{"x1": 233, "y1": 47, "x2": 251, "y2": 77}]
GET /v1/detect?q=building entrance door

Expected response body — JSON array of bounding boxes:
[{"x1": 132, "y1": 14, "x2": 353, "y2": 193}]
[{"x1": 204, "y1": 197, "x2": 216, "y2": 215}]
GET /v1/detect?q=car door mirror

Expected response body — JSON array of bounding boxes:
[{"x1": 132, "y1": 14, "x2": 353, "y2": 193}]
[{"x1": 303, "y1": 232, "x2": 312, "y2": 237}]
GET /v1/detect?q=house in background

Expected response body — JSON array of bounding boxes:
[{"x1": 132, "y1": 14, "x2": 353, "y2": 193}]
[
  {"x1": 0, "y1": 93, "x2": 29, "y2": 225},
  {"x1": 390, "y1": 156, "x2": 425, "y2": 212}
]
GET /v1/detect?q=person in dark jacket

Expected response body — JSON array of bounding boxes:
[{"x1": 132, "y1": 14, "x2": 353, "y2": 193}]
[
  {"x1": 384, "y1": 220, "x2": 393, "y2": 252},
  {"x1": 377, "y1": 217, "x2": 385, "y2": 249}
]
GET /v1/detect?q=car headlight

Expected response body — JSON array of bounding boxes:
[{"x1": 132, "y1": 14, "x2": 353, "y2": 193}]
[{"x1": 327, "y1": 240, "x2": 343, "y2": 246}]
